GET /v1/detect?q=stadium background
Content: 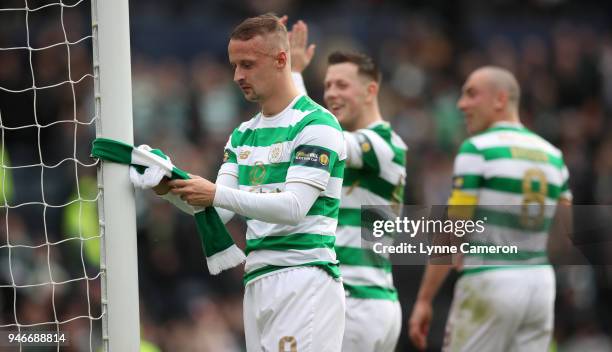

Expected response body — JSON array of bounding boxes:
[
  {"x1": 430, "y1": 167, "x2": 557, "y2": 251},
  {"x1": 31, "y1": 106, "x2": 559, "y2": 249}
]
[{"x1": 1, "y1": 0, "x2": 611, "y2": 350}]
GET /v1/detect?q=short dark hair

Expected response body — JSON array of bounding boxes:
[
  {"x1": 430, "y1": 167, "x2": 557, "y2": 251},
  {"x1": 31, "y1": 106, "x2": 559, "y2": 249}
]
[
  {"x1": 327, "y1": 51, "x2": 381, "y2": 83},
  {"x1": 230, "y1": 13, "x2": 288, "y2": 49}
]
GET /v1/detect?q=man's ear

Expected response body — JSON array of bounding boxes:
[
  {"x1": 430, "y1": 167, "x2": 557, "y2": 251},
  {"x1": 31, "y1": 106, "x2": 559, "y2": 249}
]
[
  {"x1": 276, "y1": 51, "x2": 288, "y2": 69},
  {"x1": 493, "y1": 90, "x2": 508, "y2": 111},
  {"x1": 366, "y1": 81, "x2": 379, "y2": 102}
]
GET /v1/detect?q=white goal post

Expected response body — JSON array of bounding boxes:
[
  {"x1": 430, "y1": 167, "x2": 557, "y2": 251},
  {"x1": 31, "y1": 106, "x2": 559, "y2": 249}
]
[{"x1": 92, "y1": 0, "x2": 141, "y2": 351}]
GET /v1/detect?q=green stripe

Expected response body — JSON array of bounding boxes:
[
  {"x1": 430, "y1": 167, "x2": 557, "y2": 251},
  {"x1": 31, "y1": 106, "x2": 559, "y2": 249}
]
[
  {"x1": 479, "y1": 146, "x2": 563, "y2": 169},
  {"x1": 485, "y1": 177, "x2": 561, "y2": 199},
  {"x1": 292, "y1": 95, "x2": 319, "y2": 112},
  {"x1": 243, "y1": 261, "x2": 341, "y2": 285},
  {"x1": 344, "y1": 169, "x2": 395, "y2": 199},
  {"x1": 231, "y1": 109, "x2": 340, "y2": 148},
  {"x1": 336, "y1": 246, "x2": 391, "y2": 271},
  {"x1": 369, "y1": 124, "x2": 406, "y2": 167},
  {"x1": 457, "y1": 176, "x2": 562, "y2": 199},
  {"x1": 343, "y1": 284, "x2": 398, "y2": 301},
  {"x1": 359, "y1": 132, "x2": 380, "y2": 172},
  {"x1": 307, "y1": 197, "x2": 340, "y2": 218},
  {"x1": 238, "y1": 162, "x2": 289, "y2": 186},
  {"x1": 245, "y1": 233, "x2": 335, "y2": 255},
  {"x1": 457, "y1": 174, "x2": 483, "y2": 189},
  {"x1": 225, "y1": 149, "x2": 237, "y2": 164},
  {"x1": 338, "y1": 208, "x2": 361, "y2": 227},
  {"x1": 458, "y1": 140, "x2": 479, "y2": 155},
  {"x1": 461, "y1": 264, "x2": 551, "y2": 277},
  {"x1": 476, "y1": 207, "x2": 553, "y2": 232},
  {"x1": 331, "y1": 159, "x2": 345, "y2": 178},
  {"x1": 91, "y1": 138, "x2": 133, "y2": 164}
]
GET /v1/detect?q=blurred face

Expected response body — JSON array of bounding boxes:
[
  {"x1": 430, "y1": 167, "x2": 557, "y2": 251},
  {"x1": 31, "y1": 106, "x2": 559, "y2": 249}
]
[
  {"x1": 228, "y1": 36, "x2": 278, "y2": 102},
  {"x1": 457, "y1": 70, "x2": 498, "y2": 134},
  {"x1": 324, "y1": 63, "x2": 369, "y2": 130}
]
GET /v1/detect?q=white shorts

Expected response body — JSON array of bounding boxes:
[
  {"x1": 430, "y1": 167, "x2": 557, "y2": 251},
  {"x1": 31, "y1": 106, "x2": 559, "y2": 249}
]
[
  {"x1": 244, "y1": 266, "x2": 345, "y2": 352},
  {"x1": 444, "y1": 266, "x2": 555, "y2": 352},
  {"x1": 342, "y1": 297, "x2": 402, "y2": 352}
]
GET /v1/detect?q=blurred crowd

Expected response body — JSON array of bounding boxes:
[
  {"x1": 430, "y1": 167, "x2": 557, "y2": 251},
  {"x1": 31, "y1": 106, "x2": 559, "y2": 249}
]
[{"x1": 0, "y1": 0, "x2": 611, "y2": 351}]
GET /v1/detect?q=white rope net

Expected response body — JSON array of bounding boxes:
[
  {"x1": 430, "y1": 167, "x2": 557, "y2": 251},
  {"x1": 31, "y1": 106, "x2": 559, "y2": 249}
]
[{"x1": 0, "y1": 0, "x2": 102, "y2": 350}]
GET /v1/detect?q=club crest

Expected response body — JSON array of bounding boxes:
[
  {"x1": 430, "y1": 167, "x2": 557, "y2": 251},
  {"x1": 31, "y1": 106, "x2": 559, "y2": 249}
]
[{"x1": 269, "y1": 143, "x2": 284, "y2": 163}]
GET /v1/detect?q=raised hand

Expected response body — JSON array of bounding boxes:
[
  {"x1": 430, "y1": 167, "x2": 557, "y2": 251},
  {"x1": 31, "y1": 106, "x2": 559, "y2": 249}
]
[{"x1": 289, "y1": 20, "x2": 316, "y2": 73}]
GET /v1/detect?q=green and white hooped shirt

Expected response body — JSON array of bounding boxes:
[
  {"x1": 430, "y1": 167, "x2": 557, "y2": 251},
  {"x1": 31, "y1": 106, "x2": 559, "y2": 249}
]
[
  {"x1": 336, "y1": 122, "x2": 407, "y2": 301},
  {"x1": 448, "y1": 122, "x2": 572, "y2": 275},
  {"x1": 219, "y1": 95, "x2": 346, "y2": 285}
]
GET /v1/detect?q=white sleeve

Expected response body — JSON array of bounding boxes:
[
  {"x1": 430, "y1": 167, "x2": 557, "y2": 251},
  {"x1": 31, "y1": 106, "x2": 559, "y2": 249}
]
[
  {"x1": 212, "y1": 181, "x2": 320, "y2": 226},
  {"x1": 292, "y1": 72, "x2": 308, "y2": 95},
  {"x1": 214, "y1": 173, "x2": 238, "y2": 224},
  {"x1": 343, "y1": 131, "x2": 364, "y2": 168}
]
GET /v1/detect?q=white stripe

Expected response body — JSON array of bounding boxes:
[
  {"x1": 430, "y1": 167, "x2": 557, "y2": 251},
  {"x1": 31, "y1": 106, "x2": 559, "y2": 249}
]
[
  {"x1": 245, "y1": 247, "x2": 337, "y2": 273},
  {"x1": 379, "y1": 163, "x2": 406, "y2": 185},
  {"x1": 360, "y1": 129, "x2": 394, "y2": 163},
  {"x1": 454, "y1": 154, "x2": 485, "y2": 175},
  {"x1": 322, "y1": 177, "x2": 343, "y2": 199},
  {"x1": 296, "y1": 124, "x2": 345, "y2": 154},
  {"x1": 286, "y1": 166, "x2": 330, "y2": 190},
  {"x1": 478, "y1": 189, "x2": 560, "y2": 209},
  {"x1": 246, "y1": 215, "x2": 337, "y2": 240},
  {"x1": 335, "y1": 226, "x2": 362, "y2": 247},
  {"x1": 335, "y1": 226, "x2": 393, "y2": 259},
  {"x1": 471, "y1": 131, "x2": 562, "y2": 157},
  {"x1": 218, "y1": 163, "x2": 238, "y2": 177},
  {"x1": 238, "y1": 182, "x2": 284, "y2": 193},
  {"x1": 340, "y1": 266, "x2": 394, "y2": 288},
  {"x1": 391, "y1": 130, "x2": 408, "y2": 151},
  {"x1": 235, "y1": 141, "x2": 293, "y2": 166},
  {"x1": 237, "y1": 178, "x2": 341, "y2": 199},
  {"x1": 483, "y1": 159, "x2": 565, "y2": 187},
  {"x1": 360, "y1": 129, "x2": 407, "y2": 183},
  {"x1": 340, "y1": 186, "x2": 389, "y2": 208}
]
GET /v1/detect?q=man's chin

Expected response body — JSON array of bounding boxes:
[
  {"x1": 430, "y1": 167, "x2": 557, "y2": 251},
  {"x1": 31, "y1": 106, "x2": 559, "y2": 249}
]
[{"x1": 243, "y1": 93, "x2": 259, "y2": 102}]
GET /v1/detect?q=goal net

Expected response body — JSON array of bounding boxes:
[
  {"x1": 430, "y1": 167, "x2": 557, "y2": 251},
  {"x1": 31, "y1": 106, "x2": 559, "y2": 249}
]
[{"x1": 0, "y1": 0, "x2": 139, "y2": 350}]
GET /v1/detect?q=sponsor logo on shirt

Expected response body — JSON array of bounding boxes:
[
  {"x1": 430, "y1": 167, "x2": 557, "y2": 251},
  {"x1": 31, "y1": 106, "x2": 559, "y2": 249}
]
[
  {"x1": 292, "y1": 146, "x2": 331, "y2": 170},
  {"x1": 239, "y1": 150, "x2": 251, "y2": 160}
]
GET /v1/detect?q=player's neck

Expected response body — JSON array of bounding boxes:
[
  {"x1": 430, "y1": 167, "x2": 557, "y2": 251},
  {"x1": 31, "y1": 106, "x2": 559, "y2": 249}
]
[
  {"x1": 492, "y1": 111, "x2": 520, "y2": 126},
  {"x1": 261, "y1": 78, "x2": 300, "y2": 117},
  {"x1": 354, "y1": 105, "x2": 383, "y2": 130}
]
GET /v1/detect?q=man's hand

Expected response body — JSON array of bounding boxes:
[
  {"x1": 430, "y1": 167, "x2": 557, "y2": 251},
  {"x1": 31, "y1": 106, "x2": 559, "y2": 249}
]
[
  {"x1": 167, "y1": 174, "x2": 216, "y2": 207},
  {"x1": 289, "y1": 20, "x2": 315, "y2": 73},
  {"x1": 409, "y1": 300, "x2": 433, "y2": 351}
]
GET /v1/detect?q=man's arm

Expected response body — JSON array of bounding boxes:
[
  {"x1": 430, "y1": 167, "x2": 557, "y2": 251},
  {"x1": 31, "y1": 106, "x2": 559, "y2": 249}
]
[
  {"x1": 289, "y1": 19, "x2": 315, "y2": 95},
  {"x1": 409, "y1": 264, "x2": 453, "y2": 351},
  {"x1": 166, "y1": 177, "x2": 321, "y2": 226}
]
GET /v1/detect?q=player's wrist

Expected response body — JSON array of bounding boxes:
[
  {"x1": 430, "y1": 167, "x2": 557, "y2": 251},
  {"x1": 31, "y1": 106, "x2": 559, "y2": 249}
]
[{"x1": 212, "y1": 184, "x2": 227, "y2": 208}]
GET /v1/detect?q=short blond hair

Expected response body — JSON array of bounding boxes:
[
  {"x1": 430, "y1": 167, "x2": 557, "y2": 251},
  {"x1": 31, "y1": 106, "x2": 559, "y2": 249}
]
[{"x1": 230, "y1": 13, "x2": 288, "y2": 51}]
